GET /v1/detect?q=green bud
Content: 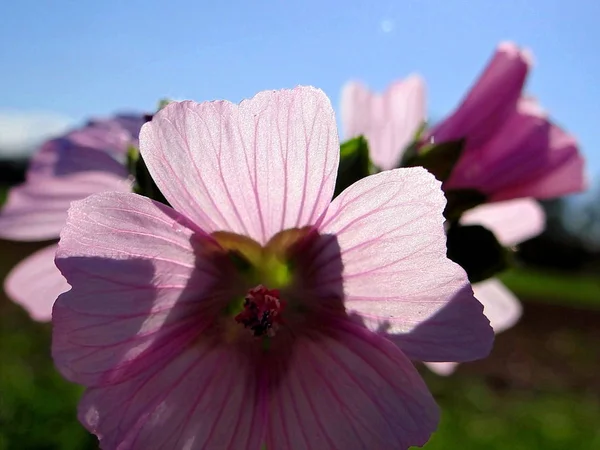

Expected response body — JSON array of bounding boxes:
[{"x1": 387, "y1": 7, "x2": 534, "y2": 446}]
[
  {"x1": 443, "y1": 189, "x2": 487, "y2": 221},
  {"x1": 446, "y1": 223, "x2": 511, "y2": 283}
]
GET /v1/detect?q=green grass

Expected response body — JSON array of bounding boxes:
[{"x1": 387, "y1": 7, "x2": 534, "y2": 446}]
[
  {"x1": 0, "y1": 303, "x2": 96, "y2": 450},
  {"x1": 422, "y1": 374, "x2": 600, "y2": 450},
  {"x1": 500, "y1": 268, "x2": 600, "y2": 310}
]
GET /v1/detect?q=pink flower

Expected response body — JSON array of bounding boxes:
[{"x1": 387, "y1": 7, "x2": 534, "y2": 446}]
[
  {"x1": 427, "y1": 198, "x2": 545, "y2": 376},
  {"x1": 52, "y1": 87, "x2": 493, "y2": 449},
  {"x1": 0, "y1": 115, "x2": 146, "y2": 321},
  {"x1": 340, "y1": 75, "x2": 426, "y2": 170},
  {"x1": 427, "y1": 42, "x2": 586, "y2": 201}
]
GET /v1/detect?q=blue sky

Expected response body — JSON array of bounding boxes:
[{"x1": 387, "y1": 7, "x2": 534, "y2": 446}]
[{"x1": 1, "y1": 0, "x2": 598, "y2": 177}]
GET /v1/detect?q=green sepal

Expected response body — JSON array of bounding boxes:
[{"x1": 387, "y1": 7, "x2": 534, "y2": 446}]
[
  {"x1": 402, "y1": 138, "x2": 465, "y2": 183},
  {"x1": 398, "y1": 121, "x2": 428, "y2": 168},
  {"x1": 334, "y1": 136, "x2": 372, "y2": 198},
  {"x1": 127, "y1": 145, "x2": 170, "y2": 206}
]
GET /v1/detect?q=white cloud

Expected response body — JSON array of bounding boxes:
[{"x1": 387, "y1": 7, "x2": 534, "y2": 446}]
[{"x1": 0, "y1": 110, "x2": 75, "y2": 159}]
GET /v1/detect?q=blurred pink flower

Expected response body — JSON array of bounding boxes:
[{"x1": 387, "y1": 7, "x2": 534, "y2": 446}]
[
  {"x1": 52, "y1": 87, "x2": 493, "y2": 449},
  {"x1": 461, "y1": 198, "x2": 545, "y2": 246},
  {"x1": 340, "y1": 75, "x2": 426, "y2": 170},
  {"x1": 0, "y1": 115, "x2": 145, "y2": 321},
  {"x1": 426, "y1": 198, "x2": 545, "y2": 376},
  {"x1": 427, "y1": 42, "x2": 586, "y2": 201}
]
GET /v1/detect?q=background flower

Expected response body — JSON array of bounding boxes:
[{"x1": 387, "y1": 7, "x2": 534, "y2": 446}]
[
  {"x1": 427, "y1": 198, "x2": 545, "y2": 375},
  {"x1": 340, "y1": 75, "x2": 426, "y2": 171},
  {"x1": 0, "y1": 115, "x2": 145, "y2": 321},
  {"x1": 427, "y1": 42, "x2": 585, "y2": 202}
]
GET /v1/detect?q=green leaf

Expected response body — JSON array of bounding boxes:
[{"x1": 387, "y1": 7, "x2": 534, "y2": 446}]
[
  {"x1": 443, "y1": 188, "x2": 487, "y2": 221},
  {"x1": 157, "y1": 98, "x2": 173, "y2": 110},
  {"x1": 446, "y1": 224, "x2": 511, "y2": 283},
  {"x1": 334, "y1": 136, "x2": 372, "y2": 197},
  {"x1": 403, "y1": 139, "x2": 465, "y2": 183}
]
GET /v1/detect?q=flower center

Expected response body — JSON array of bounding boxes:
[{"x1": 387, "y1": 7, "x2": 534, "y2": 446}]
[{"x1": 234, "y1": 285, "x2": 286, "y2": 338}]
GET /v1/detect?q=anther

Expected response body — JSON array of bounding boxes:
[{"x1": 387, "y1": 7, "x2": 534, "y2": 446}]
[{"x1": 234, "y1": 285, "x2": 286, "y2": 338}]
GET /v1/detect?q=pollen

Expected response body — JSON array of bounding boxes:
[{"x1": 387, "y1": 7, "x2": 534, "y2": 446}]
[{"x1": 234, "y1": 285, "x2": 286, "y2": 338}]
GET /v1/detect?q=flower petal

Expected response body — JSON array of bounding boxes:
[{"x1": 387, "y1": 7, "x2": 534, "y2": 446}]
[
  {"x1": 461, "y1": 198, "x2": 545, "y2": 246},
  {"x1": 319, "y1": 167, "x2": 493, "y2": 362},
  {"x1": 427, "y1": 41, "x2": 531, "y2": 148},
  {"x1": 78, "y1": 342, "x2": 265, "y2": 449},
  {"x1": 473, "y1": 278, "x2": 522, "y2": 334},
  {"x1": 341, "y1": 76, "x2": 426, "y2": 170},
  {"x1": 266, "y1": 320, "x2": 439, "y2": 449},
  {"x1": 82, "y1": 114, "x2": 147, "y2": 152},
  {"x1": 489, "y1": 122, "x2": 587, "y2": 201},
  {"x1": 424, "y1": 362, "x2": 458, "y2": 376},
  {"x1": 0, "y1": 172, "x2": 130, "y2": 241},
  {"x1": 52, "y1": 191, "x2": 219, "y2": 387},
  {"x1": 140, "y1": 86, "x2": 339, "y2": 245},
  {"x1": 28, "y1": 114, "x2": 145, "y2": 180},
  {"x1": 424, "y1": 279, "x2": 521, "y2": 376},
  {"x1": 4, "y1": 244, "x2": 69, "y2": 322},
  {"x1": 27, "y1": 136, "x2": 129, "y2": 181},
  {"x1": 444, "y1": 99, "x2": 547, "y2": 193},
  {"x1": 444, "y1": 96, "x2": 586, "y2": 202}
]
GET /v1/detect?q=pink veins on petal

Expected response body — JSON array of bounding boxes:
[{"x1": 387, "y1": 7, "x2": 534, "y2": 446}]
[{"x1": 52, "y1": 86, "x2": 494, "y2": 449}]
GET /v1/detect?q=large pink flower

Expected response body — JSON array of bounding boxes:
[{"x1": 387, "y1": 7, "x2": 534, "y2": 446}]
[
  {"x1": 0, "y1": 115, "x2": 145, "y2": 321},
  {"x1": 52, "y1": 87, "x2": 493, "y2": 449},
  {"x1": 340, "y1": 75, "x2": 426, "y2": 170},
  {"x1": 427, "y1": 198, "x2": 545, "y2": 375},
  {"x1": 427, "y1": 42, "x2": 585, "y2": 201}
]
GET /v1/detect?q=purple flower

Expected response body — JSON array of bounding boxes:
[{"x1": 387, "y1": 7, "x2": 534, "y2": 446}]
[
  {"x1": 427, "y1": 42, "x2": 586, "y2": 201},
  {"x1": 52, "y1": 87, "x2": 492, "y2": 449},
  {"x1": 340, "y1": 43, "x2": 586, "y2": 203},
  {"x1": 0, "y1": 114, "x2": 146, "y2": 321}
]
